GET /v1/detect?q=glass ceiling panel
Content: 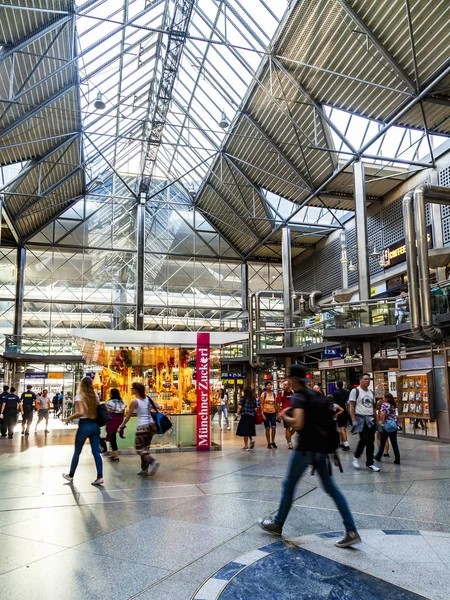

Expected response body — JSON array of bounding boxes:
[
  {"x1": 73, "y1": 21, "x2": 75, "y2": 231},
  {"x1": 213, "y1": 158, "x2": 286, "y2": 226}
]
[{"x1": 75, "y1": 0, "x2": 288, "y2": 187}]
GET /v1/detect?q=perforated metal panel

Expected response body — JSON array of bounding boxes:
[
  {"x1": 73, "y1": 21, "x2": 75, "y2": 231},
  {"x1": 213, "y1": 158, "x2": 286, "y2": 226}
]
[
  {"x1": 439, "y1": 166, "x2": 450, "y2": 188},
  {"x1": 367, "y1": 213, "x2": 382, "y2": 237},
  {"x1": 381, "y1": 197, "x2": 403, "y2": 227},
  {"x1": 368, "y1": 231, "x2": 384, "y2": 276},
  {"x1": 443, "y1": 217, "x2": 450, "y2": 246},
  {"x1": 441, "y1": 205, "x2": 450, "y2": 219},
  {"x1": 425, "y1": 203, "x2": 432, "y2": 226},
  {"x1": 382, "y1": 219, "x2": 404, "y2": 247}
]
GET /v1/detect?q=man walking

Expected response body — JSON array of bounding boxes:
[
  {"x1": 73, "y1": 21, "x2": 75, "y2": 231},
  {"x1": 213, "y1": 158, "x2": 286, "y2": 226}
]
[
  {"x1": 349, "y1": 373, "x2": 379, "y2": 472},
  {"x1": 332, "y1": 381, "x2": 350, "y2": 451},
  {"x1": 20, "y1": 385, "x2": 36, "y2": 435},
  {"x1": 0, "y1": 387, "x2": 21, "y2": 438},
  {"x1": 259, "y1": 364, "x2": 361, "y2": 548},
  {"x1": 278, "y1": 380, "x2": 294, "y2": 449},
  {"x1": 35, "y1": 389, "x2": 51, "y2": 433},
  {"x1": 0, "y1": 385, "x2": 9, "y2": 437}
]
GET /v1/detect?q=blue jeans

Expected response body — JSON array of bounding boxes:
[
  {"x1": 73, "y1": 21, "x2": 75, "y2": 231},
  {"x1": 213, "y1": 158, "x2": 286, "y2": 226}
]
[
  {"x1": 69, "y1": 419, "x2": 103, "y2": 478},
  {"x1": 375, "y1": 429, "x2": 400, "y2": 462},
  {"x1": 275, "y1": 451, "x2": 356, "y2": 532},
  {"x1": 264, "y1": 412, "x2": 277, "y2": 429},
  {"x1": 218, "y1": 405, "x2": 229, "y2": 428}
]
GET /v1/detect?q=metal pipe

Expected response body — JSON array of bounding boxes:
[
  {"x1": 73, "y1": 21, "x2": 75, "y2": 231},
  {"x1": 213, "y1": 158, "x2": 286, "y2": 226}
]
[
  {"x1": 282, "y1": 227, "x2": 293, "y2": 347},
  {"x1": 403, "y1": 191, "x2": 421, "y2": 333},
  {"x1": 13, "y1": 247, "x2": 26, "y2": 337},
  {"x1": 414, "y1": 184, "x2": 450, "y2": 341},
  {"x1": 340, "y1": 231, "x2": 348, "y2": 289},
  {"x1": 309, "y1": 290, "x2": 322, "y2": 314}
]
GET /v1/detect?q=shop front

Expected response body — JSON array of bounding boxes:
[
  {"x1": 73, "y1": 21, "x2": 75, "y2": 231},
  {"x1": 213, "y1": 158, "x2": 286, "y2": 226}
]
[
  {"x1": 318, "y1": 356, "x2": 364, "y2": 394},
  {"x1": 73, "y1": 330, "x2": 246, "y2": 451}
]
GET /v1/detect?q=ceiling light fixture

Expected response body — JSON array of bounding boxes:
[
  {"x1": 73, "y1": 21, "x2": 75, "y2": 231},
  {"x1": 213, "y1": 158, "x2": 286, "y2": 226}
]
[
  {"x1": 348, "y1": 260, "x2": 356, "y2": 272},
  {"x1": 94, "y1": 92, "x2": 106, "y2": 110},
  {"x1": 370, "y1": 246, "x2": 381, "y2": 259},
  {"x1": 219, "y1": 110, "x2": 230, "y2": 129}
]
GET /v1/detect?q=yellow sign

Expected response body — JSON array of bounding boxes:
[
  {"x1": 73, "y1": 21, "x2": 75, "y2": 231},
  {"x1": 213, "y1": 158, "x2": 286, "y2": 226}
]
[
  {"x1": 370, "y1": 288, "x2": 377, "y2": 297},
  {"x1": 48, "y1": 372, "x2": 64, "y2": 379}
]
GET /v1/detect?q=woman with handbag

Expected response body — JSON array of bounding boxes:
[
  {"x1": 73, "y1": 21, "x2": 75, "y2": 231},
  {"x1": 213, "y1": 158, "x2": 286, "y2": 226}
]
[
  {"x1": 62, "y1": 377, "x2": 104, "y2": 486},
  {"x1": 236, "y1": 386, "x2": 257, "y2": 451},
  {"x1": 118, "y1": 382, "x2": 159, "y2": 476},
  {"x1": 105, "y1": 388, "x2": 127, "y2": 462},
  {"x1": 374, "y1": 393, "x2": 400, "y2": 465}
]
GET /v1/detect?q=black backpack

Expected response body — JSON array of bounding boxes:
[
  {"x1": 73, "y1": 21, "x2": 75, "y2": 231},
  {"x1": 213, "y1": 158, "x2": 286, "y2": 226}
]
[{"x1": 303, "y1": 389, "x2": 340, "y2": 454}]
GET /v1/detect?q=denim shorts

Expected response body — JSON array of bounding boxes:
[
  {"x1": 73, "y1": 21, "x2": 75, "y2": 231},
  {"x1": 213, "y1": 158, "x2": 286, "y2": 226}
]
[{"x1": 264, "y1": 412, "x2": 277, "y2": 429}]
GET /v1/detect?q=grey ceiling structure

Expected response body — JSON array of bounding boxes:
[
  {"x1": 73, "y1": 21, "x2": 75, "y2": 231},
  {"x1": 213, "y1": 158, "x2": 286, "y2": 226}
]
[{"x1": 0, "y1": 0, "x2": 449, "y2": 261}]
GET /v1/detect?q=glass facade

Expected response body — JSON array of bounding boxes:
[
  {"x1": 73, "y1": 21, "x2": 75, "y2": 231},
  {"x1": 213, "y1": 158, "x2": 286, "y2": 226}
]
[{"x1": 0, "y1": 175, "x2": 281, "y2": 341}]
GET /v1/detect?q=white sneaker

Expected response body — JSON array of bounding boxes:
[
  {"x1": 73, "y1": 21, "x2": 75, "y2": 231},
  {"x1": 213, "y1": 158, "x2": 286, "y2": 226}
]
[
  {"x1": 352, "y1": 457, "x2": 360, "y2": 470},
  {"x1": 367, "y1": 464, "x2": 380, "y2": 472},
  {"x1": 91, "y1": 478, "x2": 104, "y2": 486},
  {"x1": 62, "y1": 473, "x2": 73, "y2": 482}
]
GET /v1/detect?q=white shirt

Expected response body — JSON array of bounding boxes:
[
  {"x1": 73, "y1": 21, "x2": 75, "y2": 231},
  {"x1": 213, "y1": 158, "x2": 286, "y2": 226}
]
[
  {"x1": 135, "y1": 397, "x2": 153, "y2": 427},
  {"x1": 349, "y1": 386, "x2": 375, "y2": 417},
  {"x1": 38, "y1": 395, "x2": 51, "y2": 410}
]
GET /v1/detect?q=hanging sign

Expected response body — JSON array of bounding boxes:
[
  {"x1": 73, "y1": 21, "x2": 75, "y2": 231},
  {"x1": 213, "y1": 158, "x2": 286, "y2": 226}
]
[
  {"x1": 196, "y1": 332, "x2": 210, "y2": 451},
  {"x1": 25, "y1": 372, "x2": 48, "y2": 379}
]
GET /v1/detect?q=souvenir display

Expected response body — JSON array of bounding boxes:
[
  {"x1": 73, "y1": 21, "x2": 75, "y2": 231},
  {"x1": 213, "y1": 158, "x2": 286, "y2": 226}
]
[{"x1": 396, "y1": 372, "x2": 432, "y2": 421}]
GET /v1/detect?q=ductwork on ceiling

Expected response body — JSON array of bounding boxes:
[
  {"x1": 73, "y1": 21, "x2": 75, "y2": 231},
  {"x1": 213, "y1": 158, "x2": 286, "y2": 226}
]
[{"x1": 403, "y1": 183, "x2": 450, "y2": 343}]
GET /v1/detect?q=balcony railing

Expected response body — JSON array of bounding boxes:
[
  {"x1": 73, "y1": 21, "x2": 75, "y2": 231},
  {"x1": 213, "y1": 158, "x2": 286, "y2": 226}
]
[
  {"x1": 321, "y1": 299, "x2": 403, "y2": 329},
  {"x1": 4, "y1": 335, "x2": 81, "y2": 357},
  {"x1": 256, "y1": 320, "x2": 333, "y2": 351},
  {"x1": 220, "y1": 339, "x2": 249, "y2": 360}
]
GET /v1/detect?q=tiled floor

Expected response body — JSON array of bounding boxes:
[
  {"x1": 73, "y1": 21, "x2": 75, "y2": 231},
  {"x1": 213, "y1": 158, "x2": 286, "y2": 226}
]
[{"x1": 0, "y1": 425, "x2": 449, "y2": 599}]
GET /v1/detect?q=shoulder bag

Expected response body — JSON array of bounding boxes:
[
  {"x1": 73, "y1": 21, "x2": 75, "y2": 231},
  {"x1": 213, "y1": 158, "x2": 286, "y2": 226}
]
[
  {"x1": 148, "y1": 397, "x2": 172, "y2": 434},
  {"x1": 96, "y1": 403, "x2": 111, "y2": 427}
]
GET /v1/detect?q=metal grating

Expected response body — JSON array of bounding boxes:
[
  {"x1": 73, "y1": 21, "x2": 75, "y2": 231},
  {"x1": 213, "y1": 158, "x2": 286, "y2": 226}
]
[
  {"x1": 443, "y1": 217, "x2": 450, "y2": 246},
  {"x1": 439, "y1": 167, "x2": 450, "y2": 189},
  {"x1": 381, "y1": 197, "x2": 403, "y2": 227},
  {"x1": 382, "y1": 219, "x2": 404, "y2": 247},
  {"x1": 367, "y1": 213, "x2": 382, "y2": 237}
]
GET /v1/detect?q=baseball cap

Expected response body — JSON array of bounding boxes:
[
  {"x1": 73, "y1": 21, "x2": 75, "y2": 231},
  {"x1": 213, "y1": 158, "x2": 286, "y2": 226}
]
[{"x1": 287, "y1": 364, "x2": 310, "y2": 382}]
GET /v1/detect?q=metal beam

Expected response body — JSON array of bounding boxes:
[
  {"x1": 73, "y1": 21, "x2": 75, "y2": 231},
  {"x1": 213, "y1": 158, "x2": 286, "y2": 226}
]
[
  {"x1": 15, "y1": 167, "x2": 82, "y2": 220},
  {"x1": 0, "y1": 134, "x2": 80, "y2": 194},
  {"x1": 272, "y1": 56, "x2": 359, "y2": 155},
  {"x1": 205, "y1": 183, "x2": 261, "y2": 242},
  {"x1": 222, "y1": 153, "x2": 278, "y2": 225},
  {"x1": 136, "y1": 201, "x2": 145, "y2": 330},
  {"x1": 242, "y1": 112, "x2": 312, "y2": 191},
  {"x1": 13, "y1": 247, "x2": 26, "y2": 337},
  {"x1": 0, "y1": 83, "x2": 75, "y2": 142},
  {"x1": 336, "y1": 0, "x2": 416, "y2": 93},
  {"x1": 138, "y1": 0, "x2": 196, "y2": 195},
  {"x1": 353, "y1": 160, "x2": 370, "y2": 301},
  {"x1": 0, "y1": 14, "x2": 72, "y2": 65},
  {"x1": 282, "y1": 226, "x2": 293, "y2": 346}
]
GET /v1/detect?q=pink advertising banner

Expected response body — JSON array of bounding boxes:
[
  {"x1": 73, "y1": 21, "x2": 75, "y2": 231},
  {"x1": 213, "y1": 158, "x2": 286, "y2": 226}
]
[{"x1": 196, "y1": 332, "x2": 210, "y2": 451}]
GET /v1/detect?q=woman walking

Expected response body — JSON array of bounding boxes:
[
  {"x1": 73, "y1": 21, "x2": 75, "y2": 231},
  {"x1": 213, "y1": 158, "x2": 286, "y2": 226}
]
[
  {"x1": 105, "y1": 388, "x2": 127, "y2": 462},
  {"x1": 62, "y1": 377, "x2": 104, "y2": 486},
  {"x1": 118, "y1": 382, "x2": 159, "y2": 476},
  {"x1": 236, "y1": 386, "x2": 257, "y2": 451},
  {"x1": 218, "y1": 388, "x2": 230, "y2": 431},
  {"x1": 374, "y1": 393, "x2": 400, "y2": 465},
  {"x1": 261, "y1": 381, "x2": 278, "y2": 448}
]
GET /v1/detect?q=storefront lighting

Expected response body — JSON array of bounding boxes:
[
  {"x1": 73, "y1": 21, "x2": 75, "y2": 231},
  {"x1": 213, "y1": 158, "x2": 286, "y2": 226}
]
[{"x1": 371, "y1": 246, "x2": 381, "y2": 259}]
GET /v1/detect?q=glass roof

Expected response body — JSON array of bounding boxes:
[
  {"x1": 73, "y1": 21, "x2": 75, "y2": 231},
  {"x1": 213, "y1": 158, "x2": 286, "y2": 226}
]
[{"x1": 76, "y1": 0, "x2": 288, "y2": 188}]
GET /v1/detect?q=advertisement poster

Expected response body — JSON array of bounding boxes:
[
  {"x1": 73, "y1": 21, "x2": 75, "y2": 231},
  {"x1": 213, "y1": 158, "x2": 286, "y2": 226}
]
[{"x1": 196, "y1": 332, "x2": 210, "y2": 451}]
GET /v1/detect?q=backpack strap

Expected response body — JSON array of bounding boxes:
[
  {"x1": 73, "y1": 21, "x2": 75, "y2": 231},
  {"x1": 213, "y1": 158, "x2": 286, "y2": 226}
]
[{"x1": 147, "y1": 396, "x2": 159, "y2": 413}]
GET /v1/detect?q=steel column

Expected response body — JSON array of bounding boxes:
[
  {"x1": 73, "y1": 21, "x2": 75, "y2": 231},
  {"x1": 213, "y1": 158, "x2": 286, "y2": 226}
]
[
  {"x1": 429, "y1": 171, "x2": 446, "y2": 281},
  {"x1": 136, "y1": 200, "x2": 145, "y2": 330},
  {"x1": 13, "y1": 247, "x2": 26, "y2": 337},
  {"x1": 282, "y1": 226, "x2": 293, "y2": 347},
  {"x1": 241, "y1": 262, "x2": 248, "y2": 332},
  {"x1": 353, "y1": 160, "x2": 370, "y2": 301}
]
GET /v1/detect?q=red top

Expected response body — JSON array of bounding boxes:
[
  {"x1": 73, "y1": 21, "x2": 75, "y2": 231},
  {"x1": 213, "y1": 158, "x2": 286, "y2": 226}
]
[{"x1": 278, "y1": 391, "x2": 293, "y2": 410}]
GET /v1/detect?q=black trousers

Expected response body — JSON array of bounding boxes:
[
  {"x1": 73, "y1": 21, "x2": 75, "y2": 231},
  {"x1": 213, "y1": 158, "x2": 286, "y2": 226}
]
[
  {"x1": 354, "y1": 423, "x2": 375, "y2": 467},
  {"x1": 110, "y1": 431, "x2": 118, "y2": 452},
  {"x1": 22, "y1": 407, "x2": 34, "y2": 429},
  {"x1": 4, "y1": 408, "x2": 18, "y2": 436}
]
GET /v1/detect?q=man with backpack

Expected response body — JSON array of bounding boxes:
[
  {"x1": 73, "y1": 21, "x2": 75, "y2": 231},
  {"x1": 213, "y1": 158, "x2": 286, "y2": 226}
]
[
  {"x1": 259, "y1": 364, "x2": 361, "y2": 548},
  {"x1": 349, "y1": 373, "x2": 380, "y2": 472}
]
